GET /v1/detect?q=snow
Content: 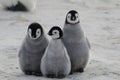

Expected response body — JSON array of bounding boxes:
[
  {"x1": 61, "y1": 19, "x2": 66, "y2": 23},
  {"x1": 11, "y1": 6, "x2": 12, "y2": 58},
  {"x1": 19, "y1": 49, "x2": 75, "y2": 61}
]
[{"x1": 0, "y1": 0, "x2": 120, "y2": 80}]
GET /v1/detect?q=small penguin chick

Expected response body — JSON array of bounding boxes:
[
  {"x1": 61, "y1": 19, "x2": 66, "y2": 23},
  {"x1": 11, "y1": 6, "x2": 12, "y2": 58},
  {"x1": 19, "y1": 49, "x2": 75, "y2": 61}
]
[
  {"x1": 41, "y1": 26, "x2": 71, "y2": 78},
  {"x1": 66, "y1": 10, "x2": 80, "y2": 24},
  {"x1": 48, "y1": 26, "x2": 63, "y2": 39},
  {"x1": 28, "y1": 23, "x2": 43, "y2": 40}
]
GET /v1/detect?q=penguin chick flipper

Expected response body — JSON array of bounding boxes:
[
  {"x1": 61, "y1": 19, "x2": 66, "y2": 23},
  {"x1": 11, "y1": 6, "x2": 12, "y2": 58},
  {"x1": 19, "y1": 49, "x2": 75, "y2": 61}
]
[
  {"x1": 86, "y1": 38, "x2": 91, "y2": 49},
  {"x1": 5, "y1": 1, "x2": 28, "y2": 11}
]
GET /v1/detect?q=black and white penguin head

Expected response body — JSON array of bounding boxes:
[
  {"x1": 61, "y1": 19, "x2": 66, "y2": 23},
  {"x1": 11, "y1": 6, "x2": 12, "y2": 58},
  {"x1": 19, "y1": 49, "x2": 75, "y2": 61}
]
[
  {"x1": 28, "y1": 23, "x2": 43, "y2": 40},
  {"x1": 65, "y1": 10, "x2": 80, "y2": 24},
  {"x1": 48, "y1": 26, "x2": 63, "y2": 39}
]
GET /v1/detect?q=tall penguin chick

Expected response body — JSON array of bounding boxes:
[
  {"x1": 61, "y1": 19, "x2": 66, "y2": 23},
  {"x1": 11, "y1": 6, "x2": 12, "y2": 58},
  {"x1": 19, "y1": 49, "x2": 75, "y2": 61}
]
[
  {"x1": 41, "y1": 26, "x2": 71, "y2": 78},
  {"x1": 0, "y1": 0, "x2": 37, "y2": 11},
  {"x1": 62, "y1": 10, "x2": 91, "y2": 74},
  {"x1": 19, "y1": 23, "x2": 49, "y2": 76}
]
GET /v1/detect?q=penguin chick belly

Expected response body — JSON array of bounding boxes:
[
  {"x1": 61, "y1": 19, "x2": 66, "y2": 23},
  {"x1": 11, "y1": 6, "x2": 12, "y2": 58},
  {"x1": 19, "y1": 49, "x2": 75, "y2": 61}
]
[
  {"x1": 67, "y1": 41, "x2": 89, "y2": 70},
  {"x1": 19, "y1": 38, "x2": 48, "y2": 73},
  {"x1": 47, "y1": 41, "x2": 69, "y2": 71},
  {"x1": 45, "y1": 55, "x2": 68, "y2": 74},
  {"x1": 63, "y1": 25, "x2": 89, "y2": 71},
  {"x1": 19, "y1": 48, "x2": 42, "y2": 72},
  {"x1": 41, "y1": 40, "x2": 71, "y2": 77}
]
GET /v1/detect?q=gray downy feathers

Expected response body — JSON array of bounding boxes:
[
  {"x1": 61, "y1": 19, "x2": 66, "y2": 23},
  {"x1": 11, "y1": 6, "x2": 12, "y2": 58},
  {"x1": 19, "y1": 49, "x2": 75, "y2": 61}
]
[
  {"x1": 41, "y1": 36, "x2": 71, "y2": 78},
  {"x1": 19, "y1": 26, "x2": 49, "y2": 76},
  {"x1": 62, "y1": 23, "x2": 90, "y2": 73}
]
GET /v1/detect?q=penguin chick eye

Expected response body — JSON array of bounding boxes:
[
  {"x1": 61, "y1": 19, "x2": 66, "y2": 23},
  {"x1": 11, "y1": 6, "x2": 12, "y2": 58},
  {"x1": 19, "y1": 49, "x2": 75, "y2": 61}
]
[
  {"x1": 75, "y1": 13, "x2": 79, "y2": 18},
  {"x1": 36, "y1": 29, "x2": 41, "y2": 36},
  {"x1": 67, "y1": 14, "x2": 71, "y2": 18},
  {"x1": 52, "y1": 30, "x2": 59, "y2": 35}
]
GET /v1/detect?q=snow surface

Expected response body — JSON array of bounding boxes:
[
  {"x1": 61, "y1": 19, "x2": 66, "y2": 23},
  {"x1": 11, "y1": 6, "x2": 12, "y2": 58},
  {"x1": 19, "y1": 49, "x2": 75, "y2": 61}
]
[{"x1": 0, "y1": 0, "x2": 120, "y2": 80}]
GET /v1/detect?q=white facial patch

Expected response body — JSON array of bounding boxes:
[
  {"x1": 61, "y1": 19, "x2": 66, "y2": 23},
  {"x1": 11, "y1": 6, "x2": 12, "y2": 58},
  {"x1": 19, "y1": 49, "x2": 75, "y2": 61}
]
[
  {"x1": 67, "y1": 13, "x2": 79, "y2": 24},
  {"x1": 51, "y1": 30, "x2": 60, "y2": 39},
  {"x1": 28, "y1": 28, "x2": 41, "y2": 40},
  {"x1": 36, "y1": 29, "x2": 41, "y2": 38},
  {"x1": 28, "y1": 29, "x2": 32, "y2": 38}
]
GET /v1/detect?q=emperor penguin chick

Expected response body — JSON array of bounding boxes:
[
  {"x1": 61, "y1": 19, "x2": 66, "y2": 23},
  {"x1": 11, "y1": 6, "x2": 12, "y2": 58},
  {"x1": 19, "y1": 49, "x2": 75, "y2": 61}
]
[
  {"x1": 19, "y1": 23, "x2": 49, "y2": 76},
  {"x1": 0, "y1": 0, "x2": 37, "y2": 11},
  {"x1": 62, "y1": 10, "x2": 90, "y2": 73},
  {"x1": 41, "y1": 26, "x2": 71, "y2": 78}
]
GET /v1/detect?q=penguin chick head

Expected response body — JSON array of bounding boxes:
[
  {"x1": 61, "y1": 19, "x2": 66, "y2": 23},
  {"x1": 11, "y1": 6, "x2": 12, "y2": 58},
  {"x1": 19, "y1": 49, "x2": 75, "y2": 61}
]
[
  {"x1": 48, "y1": 26, "x2": 63, "y2": 39},
  {"x1": 28, "y1": 22, "x2": 43, "y2": 40},
  {"x1": 66, "y1": 10, "x2": 79, "y2": 24}
]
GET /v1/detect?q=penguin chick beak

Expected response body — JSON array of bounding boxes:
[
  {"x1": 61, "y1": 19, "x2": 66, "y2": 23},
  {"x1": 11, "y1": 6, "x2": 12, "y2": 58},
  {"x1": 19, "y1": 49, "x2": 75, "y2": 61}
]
[
  {"x1": 71, "y1": 16, "x2": 76, "y2": 21},
  {"x1": 48, "y1": 32, "x2": 52, "y2": 36}
]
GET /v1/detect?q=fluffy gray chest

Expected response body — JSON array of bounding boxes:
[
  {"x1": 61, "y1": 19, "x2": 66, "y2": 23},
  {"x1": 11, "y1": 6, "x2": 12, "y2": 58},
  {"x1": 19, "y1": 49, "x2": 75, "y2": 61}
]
[
  {"x1": 63, "y1": 24, "x2": 84, "y2": 42},
  {"x1": 20, "y1": 36, "x2": 48, "y2": 56},
  {"x1": 45, "y1": 39, "x2": 66, "y2": 57}
]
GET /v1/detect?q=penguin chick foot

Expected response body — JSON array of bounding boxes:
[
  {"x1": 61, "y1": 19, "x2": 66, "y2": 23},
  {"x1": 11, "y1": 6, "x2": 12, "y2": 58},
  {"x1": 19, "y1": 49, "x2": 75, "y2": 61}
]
[
  {"x1": 46, "y1": 74, "x2": 56, "y2": 78},
  {"x1": 70, "y1": 71, "x2": 73, "y2": 75},
  {"x1": 24, "y1": 71, "x2": 33, "y2": 75},
  {"x1": 76, "y1": 68, "x2": 84, "y2": 73},
  {"x1": 57, "y1": 74, "x2": 66, "y2": 79},
  {"x1": 33, "y1": 72, "x2": 42, "y2": 76}
]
